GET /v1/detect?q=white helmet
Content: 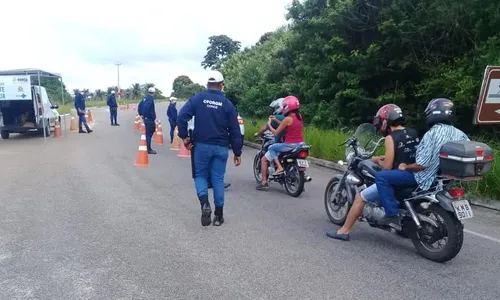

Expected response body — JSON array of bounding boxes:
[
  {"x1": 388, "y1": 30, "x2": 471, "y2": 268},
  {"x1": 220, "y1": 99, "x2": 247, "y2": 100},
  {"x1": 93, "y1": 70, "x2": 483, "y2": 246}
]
[
  {"x1": 170, "y1": 96, "x2": 177, "y2": 102},
  {"x1": 207, "y1": 70, "x2": 224, "y2": 83},
  {"x1": 111, "y1": 90, "x2": 115, "y2": 94},
  {"x1": 269, "y1": 98, "x2": 285, "y2": 115},
  {"x1": 148, "y1": 87, "x2": 155, "y2": 93}
]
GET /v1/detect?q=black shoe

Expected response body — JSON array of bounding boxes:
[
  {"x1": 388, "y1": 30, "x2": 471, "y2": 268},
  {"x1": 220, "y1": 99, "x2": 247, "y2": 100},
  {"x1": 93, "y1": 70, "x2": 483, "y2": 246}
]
[
  {"x1": 78, "y1": 130, "x2": 86, "y2": 133},
  {"x1": 111, "y1": 123, "x2": 115, "y2": 126},
  {"x1": 115, "y1": 123, "x2": 120, "y2": 126},
  {"x1": 213, "y1": 207, "x2": 224, "y2": 226},
  {"x1": 256, "y1": 183, "x2": 269, "y2": 190},
  {"x1": 201, "y1": 203, "x2": 212, "y2": 226},
  {"x1": 87, "y1": 129, "x2": 93, "y2": 133},
  {"x1": 147, "y1": 149, "x2": 157, "y2": 154}
]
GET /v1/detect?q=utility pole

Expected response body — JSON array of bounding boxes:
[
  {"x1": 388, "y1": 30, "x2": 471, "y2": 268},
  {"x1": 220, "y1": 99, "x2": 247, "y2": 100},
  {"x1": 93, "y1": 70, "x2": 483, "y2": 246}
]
[{"x1": 115, "y1": 62, "x2": 122, "y2": 102}]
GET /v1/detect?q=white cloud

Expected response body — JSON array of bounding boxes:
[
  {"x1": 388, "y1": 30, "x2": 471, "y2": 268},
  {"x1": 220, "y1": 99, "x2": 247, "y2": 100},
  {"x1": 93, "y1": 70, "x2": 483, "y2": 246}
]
[{"x1": 0, "y1": 0, "x2": 291, "y2": 96}]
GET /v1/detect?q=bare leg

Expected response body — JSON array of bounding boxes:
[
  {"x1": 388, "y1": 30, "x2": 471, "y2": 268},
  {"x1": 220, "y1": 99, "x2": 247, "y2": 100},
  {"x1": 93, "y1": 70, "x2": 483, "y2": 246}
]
[
  {"x1": 274, "y1": 158, "x2": 284, "y2": 173},
  {"x1": 261, "y1": 156, "x2": 269, "y2": 185},
  {"x1": 337, "y1": 192, "x2": 365, "y2": 234}
]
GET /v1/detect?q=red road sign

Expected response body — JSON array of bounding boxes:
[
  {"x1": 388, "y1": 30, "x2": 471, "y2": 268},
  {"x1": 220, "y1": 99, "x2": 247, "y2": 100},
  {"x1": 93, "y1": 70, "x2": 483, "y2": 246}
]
[{"x1": 474, "y1": 66, "x2": 500, "y2": 125}]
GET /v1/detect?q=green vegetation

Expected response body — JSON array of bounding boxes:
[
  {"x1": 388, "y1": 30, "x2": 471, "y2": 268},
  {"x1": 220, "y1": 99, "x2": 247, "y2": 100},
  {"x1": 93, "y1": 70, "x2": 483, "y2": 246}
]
[{"x1": 204, "y1": 0, "x2": 500, "y2": 199}]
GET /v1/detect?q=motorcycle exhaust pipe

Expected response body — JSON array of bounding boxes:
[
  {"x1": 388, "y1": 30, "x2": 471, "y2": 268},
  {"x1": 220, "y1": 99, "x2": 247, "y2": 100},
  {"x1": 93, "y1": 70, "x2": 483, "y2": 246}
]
[{"x1": 305, "y1": 175, "x2": 312, "y2": 182}]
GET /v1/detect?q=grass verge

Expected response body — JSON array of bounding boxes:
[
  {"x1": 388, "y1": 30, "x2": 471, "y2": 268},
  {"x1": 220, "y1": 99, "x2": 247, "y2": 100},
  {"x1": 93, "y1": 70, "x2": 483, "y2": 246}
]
[{"x1": 244, "y1": 117, "x2": 500, "y2": 200}]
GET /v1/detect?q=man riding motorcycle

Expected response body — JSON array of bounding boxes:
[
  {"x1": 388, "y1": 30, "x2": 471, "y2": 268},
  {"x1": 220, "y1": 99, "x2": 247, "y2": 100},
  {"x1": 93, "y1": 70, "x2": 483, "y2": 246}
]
[
  {"x1": 326, "y1": 104, "x2": 420, "y2": 241},
  {"x1": 254, "y1": 98, "x2": 285, "y2": 143},
  {"x1": 375, "y1": 98, "x2": 470, "y2": 225}
]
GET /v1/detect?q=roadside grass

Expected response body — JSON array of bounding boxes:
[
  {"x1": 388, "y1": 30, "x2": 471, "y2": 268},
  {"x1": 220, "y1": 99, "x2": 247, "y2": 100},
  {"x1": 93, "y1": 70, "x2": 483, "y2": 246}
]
[{"x1": 243, "y1": 117, "x2": 500, "y2": 200}]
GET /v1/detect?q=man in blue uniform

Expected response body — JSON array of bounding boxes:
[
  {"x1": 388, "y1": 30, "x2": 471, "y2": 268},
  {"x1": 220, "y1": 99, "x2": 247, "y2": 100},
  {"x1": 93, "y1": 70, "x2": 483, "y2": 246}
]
[
  {"x1": 166, "y1": 97, "x2": 178, "y2": 143},
  {"x1": 74, "y1": 89, "x2": 92, "y2": 134},
  {"x1": 138, "y1": 87, "x2": 157, "y2": 154},
  {"x1": 177, "y1": 70, "x2": 242, "y2": 227},
  {"x1": 107, "y1": 90, "x2": 119, "y2": 126}
]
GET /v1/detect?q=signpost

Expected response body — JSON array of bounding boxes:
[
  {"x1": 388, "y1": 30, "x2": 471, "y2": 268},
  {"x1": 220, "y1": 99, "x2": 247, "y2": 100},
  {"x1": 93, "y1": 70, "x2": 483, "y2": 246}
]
[
  {"x1": 473, "y1": 66, "x2": 500, "y2": 125},
  {"x1": 0, "y1": 75, "x2": 32, "y2": 100}
]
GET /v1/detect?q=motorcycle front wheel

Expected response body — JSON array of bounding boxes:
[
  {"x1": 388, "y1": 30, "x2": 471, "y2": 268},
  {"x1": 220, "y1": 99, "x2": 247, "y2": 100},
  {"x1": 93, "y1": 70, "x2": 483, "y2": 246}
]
[
  {"x1": 284, "y1": 163, "x2": 305, "y2": 197},
  {"x1": 324, "y1": 177, "x2": 350, "y2": 225},
  {"x1": 411, "y1": 204, "x2": 464, "y2": 263}
]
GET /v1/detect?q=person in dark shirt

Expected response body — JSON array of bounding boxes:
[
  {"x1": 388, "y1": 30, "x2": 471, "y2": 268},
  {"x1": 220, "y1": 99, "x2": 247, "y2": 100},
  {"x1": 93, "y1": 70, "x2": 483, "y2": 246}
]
[
  {"x1": 138, "y1": 87, "x2": 157, "y2": 154},
  {"x1": 326, "y1": 104, "x2": 419, "y2": 241},
  {"x1": 177, "y1": 70, "x2": 242, "y2": 227},
  {"x1": 74, "y1": 90, "x2": 92, "y2": 133},
  {"x1": 107, "y1": 90, "x2": 119, "y2": 126},
  {"x1": 166, "y1": 97, "x2": 178, "y2": 143}
]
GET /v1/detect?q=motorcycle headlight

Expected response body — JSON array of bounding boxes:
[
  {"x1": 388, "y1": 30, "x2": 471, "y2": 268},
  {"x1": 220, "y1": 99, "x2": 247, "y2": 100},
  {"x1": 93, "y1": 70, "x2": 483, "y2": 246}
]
[{"x1": 345, "y1": 148, "x2": 355, "y2": 162}]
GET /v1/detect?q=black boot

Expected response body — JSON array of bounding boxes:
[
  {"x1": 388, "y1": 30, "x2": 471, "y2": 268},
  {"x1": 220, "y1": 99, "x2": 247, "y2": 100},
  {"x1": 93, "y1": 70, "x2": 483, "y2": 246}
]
[
  {"x1": 199, "y1": 195, "x2": 211, "y2": 226},
  {"x1": 213, "y1": 206, "x2": 224, "y2": 226},
  {"x1": 147, "y1": 148, "x2": 157, "y2": 154}
]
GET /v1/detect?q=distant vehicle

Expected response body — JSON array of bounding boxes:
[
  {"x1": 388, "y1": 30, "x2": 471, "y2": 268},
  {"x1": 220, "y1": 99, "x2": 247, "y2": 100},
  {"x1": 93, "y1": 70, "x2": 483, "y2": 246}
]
[{"x1": 0, "y1": 73, "x2": 60, "y2": 139}]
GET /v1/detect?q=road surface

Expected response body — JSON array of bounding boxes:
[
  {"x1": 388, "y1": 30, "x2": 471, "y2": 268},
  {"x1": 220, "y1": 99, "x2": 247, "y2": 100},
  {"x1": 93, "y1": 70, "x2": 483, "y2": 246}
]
[{"x1": 1, "y1": 103, "x2": 500, "y2": 300}]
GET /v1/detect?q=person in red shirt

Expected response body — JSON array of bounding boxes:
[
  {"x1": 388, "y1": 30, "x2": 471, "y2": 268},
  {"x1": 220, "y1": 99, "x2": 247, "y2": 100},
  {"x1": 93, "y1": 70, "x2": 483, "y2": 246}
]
[{"x1": 256, "y1": 95, "x2": 304, "y2": 190}]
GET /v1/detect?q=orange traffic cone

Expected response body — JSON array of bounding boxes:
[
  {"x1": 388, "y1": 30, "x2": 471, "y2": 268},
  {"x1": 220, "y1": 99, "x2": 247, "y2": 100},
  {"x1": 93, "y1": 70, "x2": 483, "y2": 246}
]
[
  {"x1": 134, "y1": 115, "x2": 141, "y2": 131},
  {"x1": 152, "y1": 120, "x2": 159, "y2": 140},
  {"x1": 134, "y1": 128, "x2": 149, "y2": 167},
  {"x1": 54, "y1": 118, "x2": 62, "y2": 138},
  {"x1": 178, "y1": 140, "x2": 191, "y2": 158},
  {"x1": 170, "y1": 127, "x2": 181, "y2": 150},
  {"x1": 154, "y1": 121, "x2": 164, "y2": 145},
  {"x1": 87, "y1": 109, "x2": 93, "y2": 123},
  {"x1": 85, "y1": 110, "x2": 89, "y2": 123},
  {"x1": 70, "y1": 116, "x2": 78, "y2": 132},
  {"x1": 132, "y1": 104, "x2": 136, "y2": 111}
]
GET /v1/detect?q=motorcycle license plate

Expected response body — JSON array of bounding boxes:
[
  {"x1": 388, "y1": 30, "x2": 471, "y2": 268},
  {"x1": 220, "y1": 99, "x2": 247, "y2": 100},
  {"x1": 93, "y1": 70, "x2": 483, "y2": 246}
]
[
  {"x1": 452, "y1": 200, "x2": 474, "y2": 220},
  {"x1": 297, "y1": 159, "x2": 309, "y2": 168}
]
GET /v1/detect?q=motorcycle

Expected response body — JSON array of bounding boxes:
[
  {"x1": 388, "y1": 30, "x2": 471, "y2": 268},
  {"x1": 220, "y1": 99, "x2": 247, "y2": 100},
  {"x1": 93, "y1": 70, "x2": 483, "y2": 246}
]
[
  {"x1": 324, "y1": 123, "x2": 469, "y2": 263},
  {"x1": 251, "y1": 120, "x2": 312, "y2": 197}
]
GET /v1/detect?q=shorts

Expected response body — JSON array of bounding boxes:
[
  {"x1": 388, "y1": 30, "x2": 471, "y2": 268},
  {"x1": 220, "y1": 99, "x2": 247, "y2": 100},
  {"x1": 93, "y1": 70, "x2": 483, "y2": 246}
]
[{"x1": 360, "y1": 184, "x2": 380, "y2": 203}]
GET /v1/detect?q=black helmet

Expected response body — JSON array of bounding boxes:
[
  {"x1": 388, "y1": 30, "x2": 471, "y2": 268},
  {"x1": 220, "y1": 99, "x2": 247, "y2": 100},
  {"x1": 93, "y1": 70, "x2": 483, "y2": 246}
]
[
  {"x1": 373, "y1": 104, "x2": 404, "y2": 136},
  {"x1": 425, "y1": 98, "x2": 454, "y2": 127}
]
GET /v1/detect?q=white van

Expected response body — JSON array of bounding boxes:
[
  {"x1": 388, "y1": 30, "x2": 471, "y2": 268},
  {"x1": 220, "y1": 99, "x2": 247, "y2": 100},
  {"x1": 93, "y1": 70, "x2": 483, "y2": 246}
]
[{"x1": 0, "y1": 85, "x2": 60, "y2": 139}]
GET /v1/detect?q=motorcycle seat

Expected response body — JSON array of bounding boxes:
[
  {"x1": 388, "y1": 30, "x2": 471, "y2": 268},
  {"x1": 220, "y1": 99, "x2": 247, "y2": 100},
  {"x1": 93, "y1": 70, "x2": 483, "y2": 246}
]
[
  {"x1": 394, "y1": 181, "x2": 440, "y2": 201},
  {"x1": 280, "y1": 145, "x2": 311, "y2": 158}
]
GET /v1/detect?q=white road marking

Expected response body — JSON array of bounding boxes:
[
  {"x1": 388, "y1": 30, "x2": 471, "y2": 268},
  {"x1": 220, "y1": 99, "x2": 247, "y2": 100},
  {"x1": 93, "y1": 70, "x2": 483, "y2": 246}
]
[{"x1": 464, "y1": 229, "x2": 500, "y2": 244}]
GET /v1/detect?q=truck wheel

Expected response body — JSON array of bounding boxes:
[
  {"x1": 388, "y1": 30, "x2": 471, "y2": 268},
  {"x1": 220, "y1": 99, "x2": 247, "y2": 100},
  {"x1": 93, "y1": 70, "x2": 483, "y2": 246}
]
[{"x1": 1, "y1": 131, "x2": 9, "y2": 139}]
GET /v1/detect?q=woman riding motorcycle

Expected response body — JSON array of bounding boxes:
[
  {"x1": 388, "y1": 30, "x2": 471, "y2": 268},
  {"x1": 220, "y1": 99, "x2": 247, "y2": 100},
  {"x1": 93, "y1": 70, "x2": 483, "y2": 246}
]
[
  {"x1": 326, "y1": 104, "x2": 420, "y2": 241},
  {"x1": 256, "y1": 96, "x2": 305, "y2": 190}
]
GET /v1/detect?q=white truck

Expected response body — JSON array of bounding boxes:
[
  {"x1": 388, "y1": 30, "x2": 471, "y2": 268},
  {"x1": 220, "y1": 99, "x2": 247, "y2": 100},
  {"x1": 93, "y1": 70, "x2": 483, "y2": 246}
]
[{"x1": 0, "y1": 74, "x2": 60, "y2": 139}]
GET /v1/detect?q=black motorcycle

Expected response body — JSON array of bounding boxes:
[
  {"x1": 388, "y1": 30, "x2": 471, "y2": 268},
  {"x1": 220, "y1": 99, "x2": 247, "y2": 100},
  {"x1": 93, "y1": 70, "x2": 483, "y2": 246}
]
[
  {"x1": 251, "y1": 122, "x2": 312, "y2": 197},
  {"x1": 324, "y1": 123, "x2": 477, "y2": 263}
]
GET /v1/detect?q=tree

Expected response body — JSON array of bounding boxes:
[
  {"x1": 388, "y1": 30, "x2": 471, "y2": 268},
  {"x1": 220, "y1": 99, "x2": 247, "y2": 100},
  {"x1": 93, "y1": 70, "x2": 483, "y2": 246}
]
[
  {"x1": 171, "y1": 75, "x2": 206, "y2": 98},
  {"x1": 201, "y1": 35, "x2": 241, "y2": 70},
  {"x1": 94, "y1": 89, "x2": 105, "y2": 100}
]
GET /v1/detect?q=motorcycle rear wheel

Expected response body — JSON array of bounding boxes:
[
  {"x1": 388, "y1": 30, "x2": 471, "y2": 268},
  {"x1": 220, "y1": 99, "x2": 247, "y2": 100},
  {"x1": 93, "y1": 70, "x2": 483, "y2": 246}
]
[
  {"x1": 253, "y1": 154, "x2": 262, "y2": 183},
  {"x1": 411, "y1": 204, "x2": 464, "y2": 263},
  {"x1": 324, "y1": 177, "x2": 350, "y2": 225},
  {"x1": 284, "y1": 163, "x2": 305, "y2": 197}
]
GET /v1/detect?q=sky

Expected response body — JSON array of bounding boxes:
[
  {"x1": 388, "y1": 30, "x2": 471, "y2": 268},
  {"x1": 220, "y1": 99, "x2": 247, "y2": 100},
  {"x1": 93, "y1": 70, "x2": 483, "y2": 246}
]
[{"x1": 1, "y1": 0, "x2": 292, "y2": 96}]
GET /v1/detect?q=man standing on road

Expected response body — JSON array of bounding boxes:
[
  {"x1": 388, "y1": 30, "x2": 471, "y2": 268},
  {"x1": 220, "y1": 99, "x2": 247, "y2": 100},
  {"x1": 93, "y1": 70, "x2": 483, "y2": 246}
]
[
  {"x1": 138, "y1": 87, "x2": 157, "y2": 154},
  {"x1": 74, "y1": 89, "x2": 92, "y2": 134},
  {"x1": 166, "y1": 97, "x2": 178, "y2": 143},
  {"x1": 177, "y1": 70, "x2": 242, "y2": 227},
  {"x1": 107, "y1": 90, "x2": 119, "y2": 126}
]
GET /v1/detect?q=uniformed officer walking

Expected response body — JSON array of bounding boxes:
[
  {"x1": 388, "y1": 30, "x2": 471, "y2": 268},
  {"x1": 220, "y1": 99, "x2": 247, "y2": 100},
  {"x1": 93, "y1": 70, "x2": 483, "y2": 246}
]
[
  {"x1": 74, "y1": 89, "x2": 92, "y2": 134},
  {"x1": 177, "y1": 70, "x2": 242, "y2": 227},
  {"x1": 107, "y1": 90, "x2": 119, "y2": 126},
  {"x1": 138, "y1": 87, "x2": 157, "y2": 154}
]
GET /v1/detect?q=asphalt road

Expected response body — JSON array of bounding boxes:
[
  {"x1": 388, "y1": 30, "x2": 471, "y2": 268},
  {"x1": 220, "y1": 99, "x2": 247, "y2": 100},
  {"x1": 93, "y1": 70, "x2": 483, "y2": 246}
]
[{"x1": 1, "y1": 103, "x2": 500, "y2": 300}]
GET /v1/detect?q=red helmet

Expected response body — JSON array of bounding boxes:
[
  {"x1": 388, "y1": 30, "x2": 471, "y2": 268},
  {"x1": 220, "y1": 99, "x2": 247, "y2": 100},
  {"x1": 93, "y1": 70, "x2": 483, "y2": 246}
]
[
  {"x1": 373, "y1": 104, "x2": 404, "y2": 136},
  {"x1": 282, "y1": 96, "x2": 300, "y2": 115}
]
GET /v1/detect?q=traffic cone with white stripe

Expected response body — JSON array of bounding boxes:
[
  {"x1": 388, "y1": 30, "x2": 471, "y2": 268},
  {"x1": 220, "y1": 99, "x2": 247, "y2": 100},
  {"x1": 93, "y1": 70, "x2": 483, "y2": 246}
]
[
  {"x1": 170, "y1": 127, "x2": 181, "y2": 150},
  {"x1": 154, "y1": 121, "x2": 164, "y2": 145},
  {"x1": 134, "y1": 125, "x2": 149, "y2": 167},
  {"x1": 134, "y1": 115, "x2": 141, "y2": 131},
  {"x1": 54, "y1": 118, "x2": 62, "y2": 138}
]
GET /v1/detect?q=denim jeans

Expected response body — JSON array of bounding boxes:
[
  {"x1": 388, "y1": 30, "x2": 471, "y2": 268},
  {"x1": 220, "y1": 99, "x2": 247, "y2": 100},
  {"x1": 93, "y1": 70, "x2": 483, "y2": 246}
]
[
  {"x1": 193, "y1": 143, "x2": 229, "y2": 208},
  {"x1": 78, "y1": 114, "x2": 90, "y2": 131},
  {"x1": 110, "y1": 107, "x2": 117, "y2": 124},
  {"x1": 265, "y1": 142, "x2": 304, "y2": 161},
  {"x1": 375, "y1": 170, "x2": 417, "y2": 216}
]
